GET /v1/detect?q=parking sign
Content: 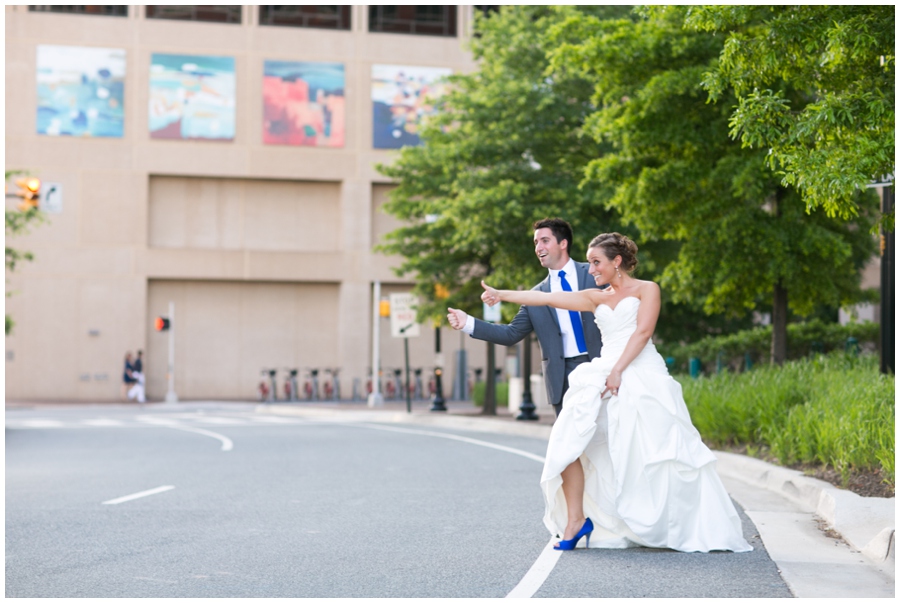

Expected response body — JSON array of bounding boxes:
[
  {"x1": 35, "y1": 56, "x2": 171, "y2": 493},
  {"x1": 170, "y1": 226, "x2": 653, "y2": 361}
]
[{"x1": 389, "y1": 293, "x2": 420, "y2": 338}]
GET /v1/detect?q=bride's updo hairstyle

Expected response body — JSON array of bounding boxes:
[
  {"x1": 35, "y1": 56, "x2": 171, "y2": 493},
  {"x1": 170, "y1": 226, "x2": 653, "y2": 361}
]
[{"x1": 588, "y1": 233, "x2": 639, "y2": 273}]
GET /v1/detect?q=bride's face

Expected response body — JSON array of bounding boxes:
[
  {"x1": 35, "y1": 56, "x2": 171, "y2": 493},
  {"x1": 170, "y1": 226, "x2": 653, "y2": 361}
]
[{"x1": 587, "y1": 247, "x2": 617, "y2": 286}]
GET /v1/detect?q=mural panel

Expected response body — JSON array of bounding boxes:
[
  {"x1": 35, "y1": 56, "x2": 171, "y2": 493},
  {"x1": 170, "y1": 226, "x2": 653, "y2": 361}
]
[
  {"x1": 149, "y1": 53, "x2": 235, "y2": 141},
  {"x1": 371, "y1": 64, "x2": 451, "y2": 149},
  {"x1": 36, "y1": 45, "x2": 126, "y2": 138},
  {"x1": 263, "y1": 61, "x2": 345, "y2": 147}
]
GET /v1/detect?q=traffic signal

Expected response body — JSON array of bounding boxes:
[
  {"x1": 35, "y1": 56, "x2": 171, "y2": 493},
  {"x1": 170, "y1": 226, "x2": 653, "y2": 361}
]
[
  {"x1": 14, "y1": 177, "x2": 41, "y2": 211},
  {"x1": 154, "y1": 316, "x2": 170, "y2": 331}
]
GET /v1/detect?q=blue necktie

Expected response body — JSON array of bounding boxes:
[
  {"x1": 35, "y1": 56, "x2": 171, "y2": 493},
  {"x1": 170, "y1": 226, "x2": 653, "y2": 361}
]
[{"x1": 558, "y1": 270, "x2": 587, "y2": 354}]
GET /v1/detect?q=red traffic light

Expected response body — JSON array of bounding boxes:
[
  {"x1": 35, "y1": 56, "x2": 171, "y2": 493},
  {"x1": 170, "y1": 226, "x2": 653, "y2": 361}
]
[{"x1": 155, "y1": 316, "x2": 170, "y2": 331}]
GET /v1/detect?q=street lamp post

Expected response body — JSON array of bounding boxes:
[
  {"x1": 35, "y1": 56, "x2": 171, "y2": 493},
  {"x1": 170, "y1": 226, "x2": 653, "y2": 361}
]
[
  {"x1": 430, "y1": 324, "x2": 447, "y2": 411},
  {"x1": 516, "y1": 332, "x2": 538, "y2": 420},
  {"x1": 483, "y1": 341, "x2": 496, "y2": 416},
  {"x1": 431, "y1": 282, "x2": 449, "y2": 412}
]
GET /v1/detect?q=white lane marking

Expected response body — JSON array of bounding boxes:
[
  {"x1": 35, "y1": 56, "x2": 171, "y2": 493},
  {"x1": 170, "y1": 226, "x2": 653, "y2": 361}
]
[
  {"x1": 82, "y1": 419, "x2": 124, "y2": 427},
  {"x1": 164, "y1": 425, "x2": 234, "y2": 451},
  {"x1": 193, "y1": 417, "x2": 246, "y2": 425},
  {"x1": 18, "y1": 419, "x2": 65, "y2": 428},
  {"x1": 352, "y1": 422, "x2": 558, "y2": 598},
  {"x1": 102, "y1": 485, "x2": 175, "y2": 505},
  {"x1": 356, "y1": 423, "x2": 546, "y2": 463},
  {"x1": 249, "y1": 416, "x2": 306, "y2": 424},
  {"x1": 505, "y1": 539, "x2": 562, "y2": 598},
  {"x1": 135, "y1": 416, "x2": 180, "y2": 426}
]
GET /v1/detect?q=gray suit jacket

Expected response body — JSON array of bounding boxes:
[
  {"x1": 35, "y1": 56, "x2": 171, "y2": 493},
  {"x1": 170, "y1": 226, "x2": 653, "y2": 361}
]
[{"x1": 470, "y1": 261, "x2": 602, "y2": 406}]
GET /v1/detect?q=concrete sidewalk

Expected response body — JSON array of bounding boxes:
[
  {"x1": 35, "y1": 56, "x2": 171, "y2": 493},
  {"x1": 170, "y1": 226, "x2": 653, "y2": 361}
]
[{"x1": 257, "y1": 399, "x2": 895, "y2": 598}]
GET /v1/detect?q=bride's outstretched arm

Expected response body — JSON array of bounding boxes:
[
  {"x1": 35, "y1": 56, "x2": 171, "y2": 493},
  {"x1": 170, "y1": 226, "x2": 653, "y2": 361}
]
[
  {"x1": 481, "y1": 281, "x2": 597, "y2": 313},
  {"x1": 602, "y1": 283, "x2": 661, "y2": 396}
]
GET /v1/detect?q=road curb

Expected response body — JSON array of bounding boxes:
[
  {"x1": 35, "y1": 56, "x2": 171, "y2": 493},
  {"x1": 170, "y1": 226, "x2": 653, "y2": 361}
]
[
  {"x1": 713, "y1": 450, "x2": 895, "y2": 576},
  {"x1": 257, "y1": 403, "x2": 894, "y2": 576}
]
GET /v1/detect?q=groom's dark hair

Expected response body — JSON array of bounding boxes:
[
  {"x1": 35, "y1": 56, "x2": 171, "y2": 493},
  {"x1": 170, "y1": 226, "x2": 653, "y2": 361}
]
[{"x1": 533, "y1": 218, "x2": 573, "y2": 253}]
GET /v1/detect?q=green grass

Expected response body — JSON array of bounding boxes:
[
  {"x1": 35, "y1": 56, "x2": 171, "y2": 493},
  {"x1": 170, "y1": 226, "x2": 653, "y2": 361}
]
[{"x1": 678, "y1": 352, "x2": 895, "y2": 487}]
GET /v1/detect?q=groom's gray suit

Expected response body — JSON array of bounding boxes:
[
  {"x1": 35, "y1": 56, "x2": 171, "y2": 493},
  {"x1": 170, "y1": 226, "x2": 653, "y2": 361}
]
[{"x1": 470, "y1": 261, "x2": 603, "y2": 409}]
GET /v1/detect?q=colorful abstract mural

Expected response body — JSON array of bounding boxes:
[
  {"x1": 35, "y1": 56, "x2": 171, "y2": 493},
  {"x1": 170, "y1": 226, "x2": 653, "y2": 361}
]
[
  {"x1": 371, "y1": 64, "x2": 451, "y2": 149},
  {"x1": 263, "y1": 60, "x2": 345, "y2": 147},
  {"x1": 36, "y1": 45, "x2": 126, "y2": 138},
  {"x1": 149, "y1": 53, "x2": 235, "y2": 141}
]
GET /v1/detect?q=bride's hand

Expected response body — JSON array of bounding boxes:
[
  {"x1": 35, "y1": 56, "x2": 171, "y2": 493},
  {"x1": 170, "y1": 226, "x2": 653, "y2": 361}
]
[
  {"x1": 602, "y1": 370, "x2": 622, "y2": 398},
  {"x1": 481, "y1": 280, "x2": 500, "y2": 306}
]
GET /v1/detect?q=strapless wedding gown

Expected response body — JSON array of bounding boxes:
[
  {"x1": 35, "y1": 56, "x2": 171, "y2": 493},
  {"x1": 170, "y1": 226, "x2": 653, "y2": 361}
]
[{"x1": 541, "y1": 296, "x2": 752, "y2": 553}]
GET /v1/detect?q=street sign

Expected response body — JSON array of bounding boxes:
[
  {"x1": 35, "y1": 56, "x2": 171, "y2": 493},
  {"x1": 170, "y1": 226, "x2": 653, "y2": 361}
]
[
  {"x1": 483, "y1": 301, "x2": 502, "y2": 323},
  {"x1": 41, "y1": 182, "x2": 62, "y2": 213},
  {"x1": 390, "y1": 293, "x2": 420, "y2": 338}
]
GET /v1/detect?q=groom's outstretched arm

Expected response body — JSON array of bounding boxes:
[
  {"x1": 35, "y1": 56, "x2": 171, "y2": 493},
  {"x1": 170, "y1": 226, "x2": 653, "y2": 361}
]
[
  {"x1": 470, "y1": 304, "x2": 535, "y2": 347},
  {"x1": 446, "y1": 304, "x2": 536, "y2": 347}
]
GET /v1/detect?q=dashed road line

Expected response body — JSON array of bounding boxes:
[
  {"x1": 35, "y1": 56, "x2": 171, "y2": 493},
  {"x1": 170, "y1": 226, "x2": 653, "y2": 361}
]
[
  {"x1": 102, "y1": 485, "x2": 175, "y2": 505},
  {"x1": 81, "y1": 419, "x2": 125, "y2": 427},
  {"x1": 15, "y1": 419, "x2": 65, "y2": 428}
]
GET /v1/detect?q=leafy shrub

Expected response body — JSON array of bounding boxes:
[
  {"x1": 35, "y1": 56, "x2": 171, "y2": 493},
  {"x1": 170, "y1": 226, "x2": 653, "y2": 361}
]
[
  {"x1": 472, "y1": 381, "x2": 509, "y2": 407},
  {"x1": 661, "y1": 319, "x2": 879, "y2": 374},
  {"x1": 679, "y1": 352, "x2": 894, "y2": 486}
]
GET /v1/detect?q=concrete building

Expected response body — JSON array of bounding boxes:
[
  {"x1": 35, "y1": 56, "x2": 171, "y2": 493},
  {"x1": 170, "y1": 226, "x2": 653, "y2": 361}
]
[{"x1": 5, "y1": 5, "x2": 516, "y2": 402}]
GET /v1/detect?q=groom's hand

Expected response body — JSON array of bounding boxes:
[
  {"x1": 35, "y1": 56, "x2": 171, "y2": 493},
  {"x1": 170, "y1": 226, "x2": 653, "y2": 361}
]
[{"x1": 447, "y1": 308, "x2": 468, "y2": 330}]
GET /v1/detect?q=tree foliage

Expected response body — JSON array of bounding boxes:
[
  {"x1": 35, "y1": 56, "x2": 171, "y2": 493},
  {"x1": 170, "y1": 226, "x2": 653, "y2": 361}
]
[
  {"x1": 375, "y1": 6, "x2": 634, "y2": 323},
  {"x1": 547, "y1": 7, "x2": 878, "y2": 360},
  {"x1": 678, "y1": 5, "x2": 894, "y2": 225}
]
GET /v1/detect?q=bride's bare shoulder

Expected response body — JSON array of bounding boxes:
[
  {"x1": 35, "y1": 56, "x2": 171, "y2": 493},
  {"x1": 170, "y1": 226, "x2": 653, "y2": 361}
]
[{"x1": 634, "y1": 280, "x2": 660, "y2": 298}]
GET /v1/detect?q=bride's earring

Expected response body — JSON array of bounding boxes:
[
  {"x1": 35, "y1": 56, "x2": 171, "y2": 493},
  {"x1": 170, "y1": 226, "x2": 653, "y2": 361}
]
[{"x1": 616, "y1": 265, "x2": 621, "y2": 279}]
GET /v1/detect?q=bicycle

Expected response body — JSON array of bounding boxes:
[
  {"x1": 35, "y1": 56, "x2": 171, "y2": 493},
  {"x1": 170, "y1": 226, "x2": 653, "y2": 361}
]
[
  {"x1": 259, "y1": 369, "x2": 277, "y2": 402},
  {"x1": 392, "y1": 369, "x2": 403, "y2": 401},
  {"x1": 412, "y1": 368, "x2": 424, "y2": 400},
  {"x1": 323, "y1": 368, "x2": 341, "y2": 400},
  {"x1": 383, "y1": 370, "x2": 397, "y2": 400},
  {"x1": 304, "y1": 369, "x2": 320, "y2": 401},
  {"x1": 284, "y1": 368, "x2": 299, "y2": 402}
]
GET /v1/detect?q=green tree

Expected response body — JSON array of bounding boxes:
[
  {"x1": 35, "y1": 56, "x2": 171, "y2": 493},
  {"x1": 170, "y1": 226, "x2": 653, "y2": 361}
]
[
  {"x1": 548, "y1": 7, "x2": 878, "y2": 363},
  {"x1": 680, "y1": 5, "x2": 894, "y2": 225},
  {"x1": 375, "y1": 6, "x2": 635, "y2": 323},
  {"x1": 5, "y1": 170, "x2": 45, "y2": 335}
]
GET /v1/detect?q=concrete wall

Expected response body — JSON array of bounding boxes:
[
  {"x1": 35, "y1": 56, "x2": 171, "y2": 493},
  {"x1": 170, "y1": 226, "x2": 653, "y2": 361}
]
[{"x1": 4, "y1": 5, "x2": 494, "y2": 401}]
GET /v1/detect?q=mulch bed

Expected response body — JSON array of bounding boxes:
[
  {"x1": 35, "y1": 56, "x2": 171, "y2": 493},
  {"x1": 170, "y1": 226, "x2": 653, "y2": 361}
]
[
  {"x1": 803, "y1": 465, "x2": 894, "y2": 498},
  {"x1": 722, "y1": 444, "x2": 894, "y2": 498}
]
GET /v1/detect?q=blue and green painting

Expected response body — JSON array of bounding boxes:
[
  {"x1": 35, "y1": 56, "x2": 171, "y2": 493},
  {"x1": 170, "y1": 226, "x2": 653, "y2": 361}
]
[
  {"x1": 36, "y1": 45, "x2": 126, "y2": 137},
  {"x1": 149, "y1": 53, "x2": 235, "y2": 141}
]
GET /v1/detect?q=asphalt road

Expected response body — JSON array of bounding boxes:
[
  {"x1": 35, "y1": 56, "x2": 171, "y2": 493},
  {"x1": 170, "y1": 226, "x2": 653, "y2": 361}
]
[{"x1": 6, "y1": 403, "x2": 791, "y2": 598}]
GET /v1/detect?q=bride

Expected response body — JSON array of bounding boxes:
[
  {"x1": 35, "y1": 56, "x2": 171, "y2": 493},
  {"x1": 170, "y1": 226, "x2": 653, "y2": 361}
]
[{"x1": 464, "y1": 233, "x2": 752, "y2": 553}]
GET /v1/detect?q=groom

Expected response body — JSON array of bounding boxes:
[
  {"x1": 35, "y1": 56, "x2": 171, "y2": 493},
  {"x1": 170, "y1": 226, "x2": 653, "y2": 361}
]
[{"x1": 447, "y1": 218, "x2": 603, "y2": 416}]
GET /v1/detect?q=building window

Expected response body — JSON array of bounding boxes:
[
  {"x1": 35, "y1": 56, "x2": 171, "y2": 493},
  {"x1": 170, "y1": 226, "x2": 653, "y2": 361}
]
[
  {"x1": 369, "y1": 6, "x2": 456, "y2": 37},
  {"x1": 28, "y1": 6, "x2": 128, "y2": 17},
  {"x1": 259, "y1": 6, "x2": 351, "y2": 30},
  {"x1": 145, "y1": 5, "x2": 241, "y2": 24}
]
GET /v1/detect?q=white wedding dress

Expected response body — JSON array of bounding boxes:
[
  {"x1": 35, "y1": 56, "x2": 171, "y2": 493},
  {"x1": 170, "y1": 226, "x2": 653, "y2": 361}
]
[{"x1": 541, "y1": 296, "x2": 752, "y2": 553}]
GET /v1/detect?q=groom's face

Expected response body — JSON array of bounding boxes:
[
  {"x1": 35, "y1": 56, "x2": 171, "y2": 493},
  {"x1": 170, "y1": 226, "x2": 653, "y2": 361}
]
[{"x1": 534, "y1": 228, "x2": 568, "y2": 270}]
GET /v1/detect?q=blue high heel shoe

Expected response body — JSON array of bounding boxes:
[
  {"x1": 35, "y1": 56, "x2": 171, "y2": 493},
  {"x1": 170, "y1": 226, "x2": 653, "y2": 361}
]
[{"x1": 554, "y1": 518, "x2": 593, "y2": 550}]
